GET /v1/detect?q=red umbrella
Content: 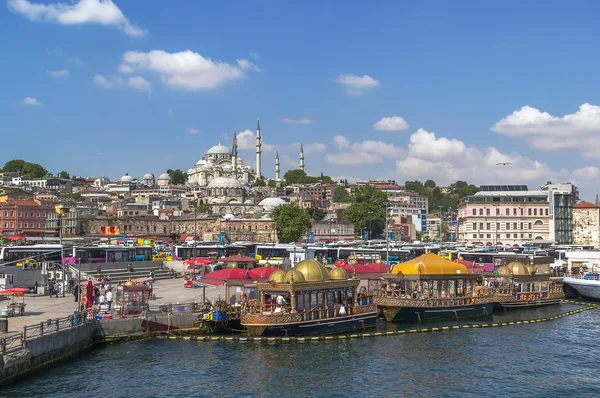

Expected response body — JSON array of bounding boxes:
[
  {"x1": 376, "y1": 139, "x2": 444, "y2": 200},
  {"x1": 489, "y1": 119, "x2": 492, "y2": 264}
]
[
  {"x1": 203, "y1": 268, "x2": 249, "y2": 280},
  {"x1": 365, "y1": 263, "x2": 390, "y2": 273},
  {"x1": 342, "y1": 264, "x2": 374, "y2": 274},
  {"x1": 248, "y1": 267, "x2": 281, "y2": 279},
  {"x1": 7, "y1": 287, "x2": 29, "y2": 294},
  {"x1": 85, "y1": 280, "x2": 93, "y2": 309},
  {"x1": 184, "y1": 258, "x2": 212, "y2": 266}
]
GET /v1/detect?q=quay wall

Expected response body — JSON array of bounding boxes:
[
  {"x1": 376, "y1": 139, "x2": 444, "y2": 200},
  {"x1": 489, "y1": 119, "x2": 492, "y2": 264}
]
[
  {"x1": 0, "y1": 323, "x2": 99, "y2": 386},
  {"x1": 98, "y1": 313, "x2": 199, "y2": 340}
]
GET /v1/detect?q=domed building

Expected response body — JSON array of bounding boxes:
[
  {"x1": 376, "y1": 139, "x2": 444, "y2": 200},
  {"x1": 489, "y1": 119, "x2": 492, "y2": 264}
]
[
  {"x1": 258, "y1": 197, "x2": 287, "y2": 213},
  {"x1": 157, "y1": 172, "x2": 170, "y2": 187},
  {"x1": 142, "y1": 173, "x2": 155, "y2": 186},
  {"x1": 186, "y1": 127, "x2": 259, "y2": 187},
  {"x1": 119, "y1": 173, "x2": 134, "y2": 183}
]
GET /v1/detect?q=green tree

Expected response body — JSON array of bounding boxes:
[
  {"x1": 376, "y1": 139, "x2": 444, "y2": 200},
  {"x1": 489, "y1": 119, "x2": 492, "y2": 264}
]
[
  {"x1": 272, "y1": 204, "x2": 312, "y2": 243},
  {"x1": 21, "y1": 162, "x2": 48, "y2": 178},
  {"x1": 2, "y1": 160, "x2": 26, "y2": 173},
  {"x1": 253, "y1": 210, "x2": 264, "y2": 219},
  {"x1": 307, "y1": 207, "x2": 326, "y2": 221},
  {"x1": 253, "y1": 178, "x2": 266, "y2": 187},
  {"x1": 332, "y1": 187, "x2": 350, "y2": 203},
  {"x1": 167, "y1": 169, "x2": 187, "y2": 185},
  {"x1": 437, "y1": 223, "x2": 450, "y2": 241},
  {"x1": 196, "y1": 203, "x2": 211, "y2": 214},
  {"x1": 267, "y1": 179, "x2": 277, "y2": 188},
  {"x1": 424, "y1": 179, "x2": 436, "y2": 189},
  {"x1": 283, "y1": 169, "x2": 308, "y2": 184},
  {"x1": 404, "y1": 180, "x2": 426, "y2": 195},
  {"x1": 57, "y1": 171, "x2": 70, "y2": 179},
  {"x1": 59, "y1": 193, "x2": 83, "y2": 202},
  {"x1": 342, "y1": 184, "x2": 387, "y2": 238}
]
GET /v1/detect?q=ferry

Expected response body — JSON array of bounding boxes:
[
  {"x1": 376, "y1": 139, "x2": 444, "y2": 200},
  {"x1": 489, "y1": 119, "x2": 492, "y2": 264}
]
[
  {"x1": 241, "y1": 259, "x2": 378, "y2": 337},
  {"x1": 374, "y1": 253, "x2": 496, "y2": 322},
  {"x1": 562, "y1": 273, "x2": 600, "y2": 300},
  {"x1": 489, "y1": 261, "x2": 564, "y2": 309}
]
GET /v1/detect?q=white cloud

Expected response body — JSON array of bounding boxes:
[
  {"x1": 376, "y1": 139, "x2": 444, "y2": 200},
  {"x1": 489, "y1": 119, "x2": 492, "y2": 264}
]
[
  {"x1": 302, "y1": 142, "x2": 326, "y2": 155},
  {"x1": 336, "y1": 73, "x2": 380, "y2": 96},
  {"x1": 8, "y1": 0, "x2": 147, "y2": 37},
  {"x1": 119, "y1": 50, "x2": 259, "y2": 91},
  {"x1": 492, "y1": 103, "x2": 600, "y2": 158},
  {"x1": 236, "y1": 59, "x2": 261, "y2": 72},
  {"x1": 187, "y1": 128, "x2": 200, "y2": 135},
  {"x1": 396, "y1": 128, "x2": 554, "y2": 185},
  {"x1": 21, "y1": 97, "x2": 42, "y2": 106},
  {"x1": 249, "y1": 51, "x2": 260, "y2": 60},
  {"x1": 92, "y1": 74, "x2": 123, "y2": 88},
  {"x1": 326, "y1": 135, "x2": 405, "y2": 165},
  {"x1": 281, "y1": 117, "x2": 311, "y2": 125},
  {"x1": 128, "y1": 76, "x2": 151, "y2": 92},
  {"x1": 237, "y1": 129, "x2": 275, "y2": 152},
  {"x1": 48, "y1": 69, "x2": 69, "y2": 78},
  {"x1": 67, "y1": 56, "x2": 85, "y2": 65},
  {"x1": 374, "y1": 116, "x2": 409, "y2": 131}
]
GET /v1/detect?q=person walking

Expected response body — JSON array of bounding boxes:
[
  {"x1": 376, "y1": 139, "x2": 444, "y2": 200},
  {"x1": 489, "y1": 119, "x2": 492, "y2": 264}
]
[
  {"x1": 34, "y1": 281, "x2": 38, "y2": 294},
  {"x1": 106, "y1": 289, "x2": 113, "y2": 310},
  {"x1": 99, "y1": 293, "x2": 105, "y2": 312},
  {"x1": 73, "y1": 283, "x2": 80, "y2": 302}
]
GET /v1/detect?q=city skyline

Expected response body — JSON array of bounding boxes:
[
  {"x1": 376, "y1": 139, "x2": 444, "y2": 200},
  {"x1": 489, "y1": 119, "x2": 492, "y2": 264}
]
[{"x1": 2, "y1": 1, "x2": 600, "y2": 198}]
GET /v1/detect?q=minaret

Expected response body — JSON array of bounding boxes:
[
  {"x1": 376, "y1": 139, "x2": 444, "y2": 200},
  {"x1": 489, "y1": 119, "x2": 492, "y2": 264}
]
[
  {"x1": 255, "y1": 119, "x2": 262, "y2": 178},
  {"x1": 275, "y1": 151, "x2": 280, "y2": 181},
  {"x1": 596, "y1": 191, "x2": 599, "y2": 205},
  {"x1": 299, "y1": 144, "x2": 305, "y2": 171},
  {"x1": 231, "y1": 130, "x2": 238, "y2": 177}
]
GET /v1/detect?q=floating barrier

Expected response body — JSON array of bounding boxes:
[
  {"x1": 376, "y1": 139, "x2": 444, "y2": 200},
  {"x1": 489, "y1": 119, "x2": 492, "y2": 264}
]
[{"x1": 161, "y1": 300, "x2": 597, "y2": 343}]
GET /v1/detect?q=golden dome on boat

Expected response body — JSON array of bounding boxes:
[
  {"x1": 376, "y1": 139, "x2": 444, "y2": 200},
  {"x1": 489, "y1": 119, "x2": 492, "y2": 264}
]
[
  {"x1": 525, "y1": 265, "x2": 535, "y2": 274},
  {"x1": 268, "y1": 269, "x2": 286, "y2": 283},
  {"x1": 284, "y1": 269, "x2": 305, "y2": 283},
  {"x1": 124, "y1": 279, "x2": 135, "y2": 286},
  {"x1": 506, "y1": 261, "x2": 529, "y2": 276},
  {"x1": 390, "y1": 253, "x2": 467, "y2": 275},
  {"x1": 496, "y1": 266, "x2": 511, "y2": 276},
  {"x1": 329, "y1": 267, "x2": 349, "y2": 280},
  {"x1": 294, "y1": 259, "x2": 330, "y2": 282}
]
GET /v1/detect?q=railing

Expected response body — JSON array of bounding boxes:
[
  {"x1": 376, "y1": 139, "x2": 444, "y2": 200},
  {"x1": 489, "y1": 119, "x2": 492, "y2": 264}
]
[
  {"x1": 245, "y1": 303, "x2": 365, "y2": 320},
  {"x1": 0, "y1": 333, "x2": 24, "y2": 355}
]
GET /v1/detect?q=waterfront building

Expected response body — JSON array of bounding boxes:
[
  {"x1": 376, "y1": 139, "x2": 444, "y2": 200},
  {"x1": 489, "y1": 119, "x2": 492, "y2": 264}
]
[
  {"x1": 457, "y1": 185, "x2": 551, "y2": 245},
  {"x1": 0, "y1": 199, "x2": 54, "y2": 238},
  {"x1": 541, "y1": 182, "x2": 578, "y2": 245},
  {"x1": 309, "y1": 220, "x2": 355, "y2": 242},
  {"x1": 572, "y1": 201, "x2": 600, "y2": 248},
  {"x1": 373, "y1": 183, "x2": 429, "y2": 222}
]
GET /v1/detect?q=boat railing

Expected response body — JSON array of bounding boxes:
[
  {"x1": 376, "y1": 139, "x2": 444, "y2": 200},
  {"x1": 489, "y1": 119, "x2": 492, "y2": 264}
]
[
  {"x1": 565, "y1": 273, "x2": 600, "y2": 281},
  {"x1": 245, "y1": 303, "x2": 362, "y2": 320}
]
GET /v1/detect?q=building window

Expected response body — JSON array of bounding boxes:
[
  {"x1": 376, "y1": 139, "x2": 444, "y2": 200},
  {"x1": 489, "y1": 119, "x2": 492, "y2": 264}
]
[
  {"x1": 496, "y1": 208, "x2": 500, "y2": 216},
  {"x1": 496, "y1": 223, "x2": 500, "y2": 230},
  {"x1": 486, "y1": 208, "x2": 490, "y2": 216},
  {"x1": 9, "y1": 222, "x2": 13, "y2": 228},
  {"x1": 506, "y1": 234, "x2": 511, "y2": 239},
  {"x1": 37, "y1": 223, "x2": 40, "y2": 228},
  {"x1": 505, "y1": 208, "x2": 510, "y2": 216},
  {"x1": 520, "y1": 223, "x2": 524, "y2": 230},
  {"x1": 534, "y1": 220, "x2": 543, "y2": 226},
  {"x1": 479, "y1": 209, "x2": 483, "y2": 216},
  {"x1": 528, "y1": 208, "x2": 532, "y2": 216},
  {"x1": 472, "y1": 209, "x2": 476, "y2": 216},
  {"x1": 520, "y1": 208, "x2": 523, "y2": 216},
  {"x1": 9, "y1": 211, "x2": 13, "y2": 217},
  {"x1": 513, "y1": 208, "x2": 517, "y2": 216},
  {"x1": 545, "y1": 208, "x2": 548, "y2": 216},
  {"x1": 514, "y1": 234, "x2": 518, "y2": 239},
  {"x1": 534, "y1": 209, "x2": 537, "y2": 216},
  {"x1": 3, "y1": 222, "x2": 7, "y2": 228},
  {"x1": 506, "y1": 222, "x2": 510, "y2": 230},
  {"x1": 3, "y1": 211, "x2": 6, "y2": 217},
  {"x1": 479, "y1": 234, "x2": 484, "y2": 239},
  {"x1": 513, "y1": 222, "x2": 517, "y2": 230},
  {"x1": 529, "y1": 234, "x2": 533, "y2": 238},
  {"x1": 472, "y1": 222, "x2": 476, "y2": 230},
  {"x1": 486, "y1": 223, "x2": 490, "y2": 230},
  {"x1": 18, "y1": 222, "x2": 22, "y2": 229},
  {"x1": 528, "y1": 222, "x2": 532, "y2": 230},
  {"x1": 486, "y1": 234, "x2": 491, "y2": 239},
  {"x1": 36, "y1": 211, "x2": 40, "y2": 217},
  {"x1": 24, "y1": 222, "x2": 28, "y2": 228},
  {"x1": 473, "y1": 234, "x2": 477, "y2": 239}
]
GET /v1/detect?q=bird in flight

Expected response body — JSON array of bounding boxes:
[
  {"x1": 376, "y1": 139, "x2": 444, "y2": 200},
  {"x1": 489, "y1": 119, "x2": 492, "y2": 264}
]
[{"x1": 496, "y1": 162, "x2": 513, "y2": 166}]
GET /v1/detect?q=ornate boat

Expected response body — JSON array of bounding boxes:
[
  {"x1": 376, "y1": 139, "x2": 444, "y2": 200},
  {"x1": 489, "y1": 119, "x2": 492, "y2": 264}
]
[
  {"x1": 241, "y1": 259, "x2": 378, "y2": 337},
  {"x1": 374, "y1": 254, "x2": 495, "y2": 322},
  {"x1": 489, "y1": 261, "x2": 565, "y2": 309}
]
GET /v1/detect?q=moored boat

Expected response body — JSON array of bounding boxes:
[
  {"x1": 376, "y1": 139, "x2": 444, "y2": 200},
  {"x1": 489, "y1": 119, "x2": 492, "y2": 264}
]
[
  {"x1": 241, "y1": 259, "x2": 378, "y2": 337},
  {"x1": 489, "y1": 261, "x2": 564, "y2": 309},
  {"x1": 374, "y1": 253, "x2": 495, "y2": 322},
  {"x1": 562, "y1": 273, "x2": 600, "y2": 300}
]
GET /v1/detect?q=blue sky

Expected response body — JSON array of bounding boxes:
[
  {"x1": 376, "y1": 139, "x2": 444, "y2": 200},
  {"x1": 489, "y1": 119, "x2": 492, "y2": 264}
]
[{"x1": 2, "y1": 0, "x2": 600, "y2": 198}]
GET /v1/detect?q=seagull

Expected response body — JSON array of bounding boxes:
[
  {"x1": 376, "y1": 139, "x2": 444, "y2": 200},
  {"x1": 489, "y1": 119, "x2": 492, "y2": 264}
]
[{"x1": 496, "y1": 162, "x2": 513, "y2": 166}]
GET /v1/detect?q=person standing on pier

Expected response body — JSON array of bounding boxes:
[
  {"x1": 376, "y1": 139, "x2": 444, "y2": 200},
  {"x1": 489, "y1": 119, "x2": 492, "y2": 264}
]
[
  {"x1": 74, "y1": 283, "x2": 80, "y2": 302},
  {"x1": 106, "y1": 289, "x2": 113, "y2": 310}
]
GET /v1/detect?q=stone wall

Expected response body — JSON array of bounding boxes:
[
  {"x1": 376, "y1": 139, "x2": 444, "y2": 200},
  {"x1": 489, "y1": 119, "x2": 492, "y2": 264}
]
[{"x1": 573, "y1": 208, "x2": 600, "y2": 248}]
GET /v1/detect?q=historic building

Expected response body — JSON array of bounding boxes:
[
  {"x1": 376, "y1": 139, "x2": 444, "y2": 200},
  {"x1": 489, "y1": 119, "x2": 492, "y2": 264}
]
[{"x1": 572, "y1": 201, "x2": 600, "y2": 248}]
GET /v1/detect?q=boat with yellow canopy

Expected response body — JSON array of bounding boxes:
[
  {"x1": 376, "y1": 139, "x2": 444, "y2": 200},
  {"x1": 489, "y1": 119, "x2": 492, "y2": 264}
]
[{"x1": 374, "y1": 253, "x2": 495, "y2": 322}]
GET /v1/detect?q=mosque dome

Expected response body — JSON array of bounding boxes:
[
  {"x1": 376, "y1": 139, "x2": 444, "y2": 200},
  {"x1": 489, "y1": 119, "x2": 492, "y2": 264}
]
[
  {"x1": 284, "y1": 269, "x2": 305, "y2": 283},
  {"x1": 259, "y1": 197, "x2": 287, "y2": 213},
  {"x1": 390, "y1": 253, "x2": 468, "y2": 275},
  {"x1": 187, "y1": 168, "x2": 195, "y2": 174},
  {"x1": 268, "y1": 269, "x2": 287, "y2": 283},
  {"x1": 143, "y1": 173, "x2": 154, "y2": 179},
  {"x1": 207, "y1": 143, "x2": 230, "y2": 155},
  {"x1": 158, "y1": 173, "x2": 170, "y2": 181},
  {"x1": 295, "y1": 259, "x2": 329, "y2": 282},
  {"x1": 120, "y1": 173, "x2": 133, "y2": 182},
  {"x1": 329, "y1": 267, "x2": 349, "y2": 280},
  {"x1": 207, "y1": 177, "x2": 243, "y2": 189},
  {"x1": 196, "y1": 159, "x2": 207, "y2": 166}
]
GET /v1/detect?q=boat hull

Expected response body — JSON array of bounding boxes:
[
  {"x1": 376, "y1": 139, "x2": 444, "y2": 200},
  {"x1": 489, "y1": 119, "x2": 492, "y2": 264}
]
[
  {"x1": 386, "y1": 303, "x2": 495, "y2": 322},
  {"x1": 563, "y1": 277, "x2": 600, "y2": 300},
  {"x1": 242, "y1": 312, "x2": 378, "y2": 337}
]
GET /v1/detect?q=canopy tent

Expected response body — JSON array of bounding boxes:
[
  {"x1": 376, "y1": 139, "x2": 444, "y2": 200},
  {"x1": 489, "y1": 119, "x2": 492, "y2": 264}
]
[
  {"x1": 365, "y1": 263, "x2": 390, "y2": 273},
  {"x1": 390, "y1": 253, "x2": 468, "y2": 275},
  {"x1": 221, "y1": 255, "x2": 256, "y2": 263},
  {"x1": 195, "y1": 268, "x2": 250, "y2": 287},
  {"x1": 248, "y1": 267, "x2": 279, "y2": 279},
  {"x1": 183, "y1": 258, "x2": 213, "y2": 266}
]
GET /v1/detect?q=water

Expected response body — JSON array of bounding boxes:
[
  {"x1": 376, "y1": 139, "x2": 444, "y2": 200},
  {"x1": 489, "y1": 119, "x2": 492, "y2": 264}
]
[{"x1": 3, "y1": 304, "x2": 600, "y2": 398}]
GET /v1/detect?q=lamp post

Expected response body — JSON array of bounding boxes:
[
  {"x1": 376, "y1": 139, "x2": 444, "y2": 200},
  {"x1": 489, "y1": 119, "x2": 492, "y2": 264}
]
[{"x1": 193, "y1": 200, "x2": 197, "y2": 259}]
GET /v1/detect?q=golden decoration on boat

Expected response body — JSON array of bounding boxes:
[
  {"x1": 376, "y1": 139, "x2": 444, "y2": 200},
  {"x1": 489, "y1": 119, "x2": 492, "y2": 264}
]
[
  {"x1": 525, "y1": 265, "x2": 535, "y2": 274},
  {"x1": 390, "y1": 253, "x2": 467, "y2": 275},
  {"x1": 124, "y1": 279, "x2": 135, "y2": 286},
  {"x1": 268, "y1": 269, "x2": 286, "y2": 283},
  {"x1": 506, "y1": 261, "x2": 529, "y2": 276},
  {"x1": 230, "y1": 262, "x2": 238, "y2": 269},
  {"x1": 328, "y1": 267, "x2": 349, "y2": 280},
  {"x1": 284, "y1": 269, "x2": 305, "y2": 283},
  {"x1": 294, "y1": 259, "x2": 330, "y2": 282},
  {"x1": 496, "y1": 266, "x2": 511, "y2": 276}
]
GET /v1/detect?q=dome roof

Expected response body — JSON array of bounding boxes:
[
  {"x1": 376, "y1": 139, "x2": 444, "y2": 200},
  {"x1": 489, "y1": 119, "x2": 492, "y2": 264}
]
[
  {"x1": 207, "y1": 143, "x2": 230, "y2": 154},
  {"x1": 525, "y1": 265, "x2": 535, "y2": 274},
  {"x1": 120, "y1": 173, "x2": 133, "y2": 182},
  {"x1": 196, "y1": 159, "x2": 207, "y2": 165},
  {"x1": 329, "y1": 267, "x2": 349, "y2": 280},
  {"x1": 158, "y1": 172, "x2": 170, "y2": 180},
  {"x1": 187, "y1": 168, "x2": 195, "y2": 174},
  {"x1": 295, "y1": 259, "x2": 329, "y2": 282},
  {"x1": 496, "y1": 266, "x2": 511, "y2": 276},
  {"x1": 268, "y1": 269, "x2": 287, "y2": 283},
  {"x1": 390, "y1": 253, "x2": 468, "y2": 275},
  {"x1": 207, "y1": 177, "x2": 243, "y2": 189},
  {"x1": 259, "y1": 197, "x2": 287, "y2": 207},
  {"x1": 124, "y1": 279, "x2": 135, "y2": 286},
  {"x1": 284, "y1": 269, "x2": 305, "y2": 283},
  {"x1": 506, "y1": 261, "x2": 529, "y2": 276},
  {"x1": 143, "y1": 173, "x2": 154, "y2": 179}
]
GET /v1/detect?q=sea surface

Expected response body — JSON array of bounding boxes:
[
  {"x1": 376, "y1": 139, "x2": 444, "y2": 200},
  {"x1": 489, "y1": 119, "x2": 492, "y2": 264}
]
[{"x1": 3, "y1": 304, "x2": 600, "y2": 398}]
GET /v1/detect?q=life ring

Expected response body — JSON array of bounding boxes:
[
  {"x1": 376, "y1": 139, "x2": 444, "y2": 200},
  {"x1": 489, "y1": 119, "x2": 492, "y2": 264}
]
[
  {"x1": 539, "y1": 292, "x2": 543, "y2": 299},
  {"x1": 359, "y1": 286, "x2": 367, "y2": 294},
  {"x1": 521, "y1": 294, "x2": 527, "y2": 301}
]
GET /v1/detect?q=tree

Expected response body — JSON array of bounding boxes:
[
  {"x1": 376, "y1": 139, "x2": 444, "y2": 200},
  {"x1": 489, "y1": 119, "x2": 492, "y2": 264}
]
[
  {"x1": 167, "y1": 169, "x2": 187, "y2": 185},
  {"x1": 2, "y1": 160, "x2": 48, "y2": 178},
  {"x1": 342, "y1": 184, "x2": 387, "y2": 238},
  {"x1": 307, "y1": 207, "x2": 326, "y2": 221},
  {"x1": 272, "y1": 204, "x2": 312, "y2": 243},
  {"x1": 2, "y1": 160, "x2": 26, "y2": 173},
  {"x1": 253, "y1": 210, "x2": 264, "y2": 219},
  {"x1": 253, "y1": 178, "x2": 266, "y2": 187},
  {"x1": 404, "y1": 180, "x2": 426, "y2": 195},
  {"x1": 196, "y1": 203, "x2": 211, "y2": 214},
  {"x1": 267, "y1": 179, "x2": 277, "y2": 188},
  {"x1": 332, "y1": 187, "x2": 350, "y2": 203},
  {"x1": 59, "y1": 193, "x2": 83, "y2": 202},
  {"x1": 424, "y1": 180, "x2": 436, "y2": 189},
  {"x1": 283, "y1": 169, "x2": 308, "y2": 185},
  {"x1": 437, "y1": 223, "x2": 450, "y2": 241},
  {"x1": 57, "y1": 171, "x2": 70, "y2": 179}
]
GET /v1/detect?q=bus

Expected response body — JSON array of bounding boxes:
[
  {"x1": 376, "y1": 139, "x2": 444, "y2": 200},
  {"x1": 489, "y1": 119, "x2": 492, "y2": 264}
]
[
  {"x1": 0, "y1": 245, "x2": 64, "y2": 266},
  {"x1": 63, "y1": 246, "x2": 153, "y2": 265},
  {"x1": 255, "y1": 244, "x2": 292, "y2": 265}
]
